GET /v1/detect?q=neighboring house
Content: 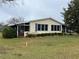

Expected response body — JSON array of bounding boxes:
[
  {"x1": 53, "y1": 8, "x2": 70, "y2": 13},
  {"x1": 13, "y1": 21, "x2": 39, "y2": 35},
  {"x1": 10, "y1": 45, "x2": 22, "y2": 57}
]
[{"x1": 8, "y1": 18, "x2": 65, "y2": 37}]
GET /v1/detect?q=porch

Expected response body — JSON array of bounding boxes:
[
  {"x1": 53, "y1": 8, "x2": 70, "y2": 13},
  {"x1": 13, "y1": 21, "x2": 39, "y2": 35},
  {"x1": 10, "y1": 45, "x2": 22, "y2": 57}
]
[{"x1": 11, "y1": 23, "x2": 30, "y2": 37}]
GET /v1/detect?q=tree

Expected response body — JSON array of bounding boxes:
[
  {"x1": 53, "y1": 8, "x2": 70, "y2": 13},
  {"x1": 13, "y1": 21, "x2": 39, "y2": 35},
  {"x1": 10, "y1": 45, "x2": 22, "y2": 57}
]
[
  {"x1": 0, "y1": 22, "x2": 4, "y2": 32},
  {"x1": 63, "y1": 0, "x2": 79, "y2": 33},
  {"x1": 0, "y1": 0, "x2": 24, "y2": 6},
  {"x1": 2, "y1": 26, "x2": 17, "y2": 38},
  {"x1": 0, "y1": 0, "x2": 15, "y2": 3},
  {"x1": 0, "y1": 22, "x2": 3, "y2": 26},
  {"x1": 8, "y1": 16, "x2": 24, "y2": 24},
  {"x1": 0, "y1": 0, "x2": 15, "y2": 4}
]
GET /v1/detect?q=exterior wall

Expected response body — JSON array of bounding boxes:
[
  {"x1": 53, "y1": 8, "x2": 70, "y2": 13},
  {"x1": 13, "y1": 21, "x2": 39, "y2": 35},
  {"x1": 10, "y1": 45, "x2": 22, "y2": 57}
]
[{"x1": 28, "y1": 19, "x2": 62, "y2": 34}]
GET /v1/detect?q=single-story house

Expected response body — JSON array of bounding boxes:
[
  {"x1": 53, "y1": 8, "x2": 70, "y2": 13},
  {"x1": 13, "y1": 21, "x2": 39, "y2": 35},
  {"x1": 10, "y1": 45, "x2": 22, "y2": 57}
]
[{"x1": 8, "y1": 18, "x2": 66, "y2": 37}]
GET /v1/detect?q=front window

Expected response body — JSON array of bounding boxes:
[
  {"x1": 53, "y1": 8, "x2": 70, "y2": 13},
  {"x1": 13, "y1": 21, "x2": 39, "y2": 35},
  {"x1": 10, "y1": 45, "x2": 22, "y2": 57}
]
[
  {"x1": 45, "y1": 25, "x2": 48, "y2": 31},
  {"x1": 38, "y1": 24, "x2": 41, "y2": 31},
  {"x1": 51, "y1": 25, "x2": 61, "y2": 31},
  {"x1": 35, "y1": 24, "x2": 48, "y2": 31},
  {"x1": 42, "y1": 24, "x2": 44, "y2": 31}
]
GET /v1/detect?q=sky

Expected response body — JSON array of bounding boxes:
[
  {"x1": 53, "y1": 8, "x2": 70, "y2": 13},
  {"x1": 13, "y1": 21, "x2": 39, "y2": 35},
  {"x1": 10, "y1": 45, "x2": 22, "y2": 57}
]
[{"x1": 0, "y1": 0, "x2": 71, "y2": 23}]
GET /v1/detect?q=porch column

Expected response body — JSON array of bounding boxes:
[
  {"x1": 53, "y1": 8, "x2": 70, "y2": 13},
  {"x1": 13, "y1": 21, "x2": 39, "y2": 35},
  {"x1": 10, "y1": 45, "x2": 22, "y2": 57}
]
[
  {"x1": 61, "y1": 25, "x2": 63, "y2": 32},
  {"x1": 65, "y1": 27, "x2": 67, "y2": 33},
  {"x1": 17, "y1": 25, "x2": 19, "y2": 37}
]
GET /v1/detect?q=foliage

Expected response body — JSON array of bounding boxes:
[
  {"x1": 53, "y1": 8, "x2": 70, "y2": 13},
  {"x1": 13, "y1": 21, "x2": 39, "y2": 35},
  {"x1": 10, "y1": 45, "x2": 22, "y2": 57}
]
[
  {"x1": 63, "y1": 0, "x2": 79, "y2": 33},
  {"x1": 2, "y1": 26, "x2": 17, "y2": 38},
  {"x1": 27, "y1": 33, "x2": 63, "y2": 37},
  {"x1": 0, "y1": 22, "x2": 4, "y2": 32},
  {"x1": 0, "y1": 0, "x2": 15, "y2": 4},
  {"x1": 0, "y1": 0, "x2": 24, "y2": 6},
  {"x1": 7, "y1": 17, "x2": 24, "y2": 24}
]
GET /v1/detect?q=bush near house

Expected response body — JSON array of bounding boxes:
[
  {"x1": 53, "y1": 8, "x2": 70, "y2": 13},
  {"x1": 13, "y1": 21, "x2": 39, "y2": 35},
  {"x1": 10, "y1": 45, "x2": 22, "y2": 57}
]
[
  {"x1": 27, "y1": 33, "x2": 64, "y2": 38},
  {"x1": 2, "y1": 26, "x2": 17, "y2": 38}
]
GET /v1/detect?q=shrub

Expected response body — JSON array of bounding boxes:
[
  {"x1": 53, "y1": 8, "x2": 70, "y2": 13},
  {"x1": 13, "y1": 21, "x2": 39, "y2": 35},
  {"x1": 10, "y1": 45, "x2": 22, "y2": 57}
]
[
  {"x1": 27, "y1": 33, "x2": 64, "y2": 38},
  {"x1": 28, "y1": 34, "x2": 37, "y2": 38},
  {"x1": 2, "y1": 26, "x2": 17, "y2": 38}
]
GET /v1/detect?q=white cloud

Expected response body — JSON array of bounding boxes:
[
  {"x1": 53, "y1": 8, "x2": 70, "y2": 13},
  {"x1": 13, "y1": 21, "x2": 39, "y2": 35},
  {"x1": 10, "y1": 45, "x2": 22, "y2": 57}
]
[{"x1": 0, "y1": 0, "x2": 71, "y2": 22}]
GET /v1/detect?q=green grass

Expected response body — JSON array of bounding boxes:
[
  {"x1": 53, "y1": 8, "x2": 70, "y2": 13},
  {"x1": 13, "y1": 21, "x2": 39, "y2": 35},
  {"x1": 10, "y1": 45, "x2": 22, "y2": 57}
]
[{"x1": 0, "y1": 33, "x2": 79, "y2": 59}]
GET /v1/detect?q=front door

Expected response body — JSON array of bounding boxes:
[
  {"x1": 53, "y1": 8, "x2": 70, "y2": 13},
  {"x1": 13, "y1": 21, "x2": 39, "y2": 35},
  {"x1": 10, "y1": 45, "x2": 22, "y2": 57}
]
[{"x1": 18, "y1": 26, "x2": 25, "y2": 36}]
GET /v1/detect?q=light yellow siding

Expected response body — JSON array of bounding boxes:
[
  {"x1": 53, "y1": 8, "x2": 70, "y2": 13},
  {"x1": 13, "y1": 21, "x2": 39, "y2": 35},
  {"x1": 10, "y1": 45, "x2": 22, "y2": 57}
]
[{"x1": 28, "y1": 19, "x2": 62, "y2": 34}]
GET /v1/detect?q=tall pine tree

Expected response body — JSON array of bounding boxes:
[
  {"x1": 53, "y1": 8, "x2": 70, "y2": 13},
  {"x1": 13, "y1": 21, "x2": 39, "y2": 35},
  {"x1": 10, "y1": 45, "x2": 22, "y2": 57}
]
[{"x1": 63, "y1": 0, "x2": 79, "y2": 33}]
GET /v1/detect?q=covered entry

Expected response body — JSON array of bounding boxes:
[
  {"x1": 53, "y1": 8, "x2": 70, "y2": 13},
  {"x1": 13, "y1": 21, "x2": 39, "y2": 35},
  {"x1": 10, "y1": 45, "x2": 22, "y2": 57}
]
[
  {"x1": 17, "y1": 23, "x2": 30, "y2": 37},
  {"x1": 10, "y1": 23, "x2": 30, "y2": 37}
]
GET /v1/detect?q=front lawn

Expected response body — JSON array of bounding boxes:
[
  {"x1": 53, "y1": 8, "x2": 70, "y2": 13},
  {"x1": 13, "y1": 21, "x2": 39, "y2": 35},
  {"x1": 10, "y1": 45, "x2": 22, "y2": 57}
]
[{"x1": 0, "y1": 33, "x2": 79, "y2": 59}]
